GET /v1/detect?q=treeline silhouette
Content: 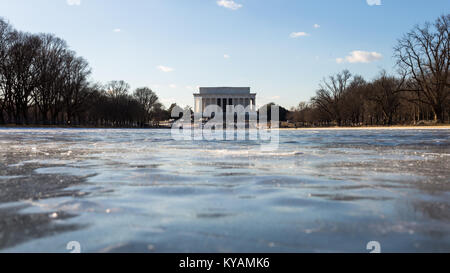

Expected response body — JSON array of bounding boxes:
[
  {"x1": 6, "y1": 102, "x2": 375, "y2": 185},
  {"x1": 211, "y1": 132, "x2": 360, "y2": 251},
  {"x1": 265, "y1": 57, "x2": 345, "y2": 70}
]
[
  {"x1": 288, "y1": 15, "x2": 449, "y2": 126},
  {"x1": 1, "y1": 15, "x2": 449, "y2": 128},
  {"x1": 0, "y1": 18, "x2": 174, "y2": 127}
]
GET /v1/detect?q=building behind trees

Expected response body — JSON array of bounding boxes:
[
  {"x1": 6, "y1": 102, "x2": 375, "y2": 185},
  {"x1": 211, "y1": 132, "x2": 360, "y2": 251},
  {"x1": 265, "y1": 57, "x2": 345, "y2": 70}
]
[{"x1": 1, "y1": 15, "x2": 449, "y2": 128}]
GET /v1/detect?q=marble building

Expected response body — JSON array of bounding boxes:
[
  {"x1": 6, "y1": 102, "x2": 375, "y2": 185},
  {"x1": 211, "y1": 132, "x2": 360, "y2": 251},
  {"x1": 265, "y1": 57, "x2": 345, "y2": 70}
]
[{"x1": 193, "y1": 87, "x2": 257, "y2": 113}]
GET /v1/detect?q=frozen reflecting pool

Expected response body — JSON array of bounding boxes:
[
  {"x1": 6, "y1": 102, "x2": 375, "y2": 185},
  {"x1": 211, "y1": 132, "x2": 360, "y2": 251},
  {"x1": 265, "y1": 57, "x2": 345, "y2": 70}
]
[{"x1": 0, "y1": 128, "x2": 449, "y2": 252}]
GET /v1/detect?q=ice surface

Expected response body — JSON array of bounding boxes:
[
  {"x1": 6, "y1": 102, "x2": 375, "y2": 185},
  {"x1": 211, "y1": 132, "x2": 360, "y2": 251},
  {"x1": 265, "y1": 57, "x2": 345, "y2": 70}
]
[{"x1": 0, "y1": 128, "x2": 449, "y2": 252}]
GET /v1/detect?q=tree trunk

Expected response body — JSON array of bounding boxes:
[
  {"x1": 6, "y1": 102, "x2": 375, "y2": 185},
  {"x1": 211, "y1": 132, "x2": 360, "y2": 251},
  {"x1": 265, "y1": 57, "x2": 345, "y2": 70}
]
[{"x1": 432, "y1": 105, "x2": 443, "y2": 123}]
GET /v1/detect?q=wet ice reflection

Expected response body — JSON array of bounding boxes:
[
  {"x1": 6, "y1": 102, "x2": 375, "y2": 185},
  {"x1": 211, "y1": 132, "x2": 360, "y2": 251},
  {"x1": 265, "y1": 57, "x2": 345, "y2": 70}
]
[{"x1": 0, "y1": 128, "x2": 449, "y2": 252}]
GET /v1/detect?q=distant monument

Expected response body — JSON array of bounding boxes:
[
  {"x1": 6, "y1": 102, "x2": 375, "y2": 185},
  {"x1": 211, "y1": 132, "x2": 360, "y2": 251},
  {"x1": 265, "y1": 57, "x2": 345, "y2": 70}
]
[{"x1": 193, "y1": 87, "x2": 257, "y2": 113}]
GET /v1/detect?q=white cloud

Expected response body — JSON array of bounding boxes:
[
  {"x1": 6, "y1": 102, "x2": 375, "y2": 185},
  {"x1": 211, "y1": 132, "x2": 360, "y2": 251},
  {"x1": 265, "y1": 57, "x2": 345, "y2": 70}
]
[
  {"x1": 67, "y1": 0, "x2": 81, "y2": 6},
  {"x1": 217, "y1": 0, "x2": 242, "y2": 10},
  {"x1": 336, "y1": 58, "x2": 345, "y2": 64},
  {"x1": 366, "y1": 0, "x2": 381, "y2": 6},
  {"x1": 336, "y1": 50, "x2": 383, "y2": 64},
  {"x1": 313, "y1": 24, "x2": 320, "y2": 29},
  {"x1": 113, "y1": 28, "x2": 121, "y2": 33},
  {"x1": 169, "y1": 84, "x2": 177, "y2": 89},
  {"x1": 157, "y1": 65, "x2": 174, "y2": 73},
  {"x1": 223, "y1": 54, "x2": 230, "y2": 59},
  {"x1": 290, "y1": 32, "x2": 310, "y2": 38}
]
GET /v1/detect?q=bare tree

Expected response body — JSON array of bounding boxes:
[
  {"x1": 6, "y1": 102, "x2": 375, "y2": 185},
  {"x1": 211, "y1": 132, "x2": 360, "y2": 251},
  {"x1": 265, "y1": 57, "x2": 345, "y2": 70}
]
[
  {"x1": 61, "y1": 53, "x2": 91, "y2": 125},
  {"x1": 133, "y1": 87, "x2": 159, "y2": 125},
  {"x1": 368, "y1": 71, "x2": 406, "y2": 125},
  {"x1": 394, "y1": 14, "x2": 450, "y2": 122},
  {"x1": 311, "y1": 70, "x2": 352, "y2": 126},
  {"x1": 342, "y1": 75, "x2": 367, "y2": 126},
  {"x1": 0, "y1": 18, "x2": 14, "y2": 124},
  {"x1": 8, "y1": 32, "x2": 42, "y2": 124},
  {"x1": 105, "y1": 80, "x2": 130, "y2": 98},
  {"x1": 33, "y1": 34, "x2": 68, "y2": 124},
  {"x1": 149, "y1": 102, "x2": 166, "y2": 126}
]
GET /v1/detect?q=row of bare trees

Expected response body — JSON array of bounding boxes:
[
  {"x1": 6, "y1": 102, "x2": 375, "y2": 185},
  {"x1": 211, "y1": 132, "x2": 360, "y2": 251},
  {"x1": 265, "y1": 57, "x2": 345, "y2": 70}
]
[
  {"x1": 0, "y1": 18, "x2": 167, "y2": 127},
  {"x1": 2, "y1": 15, "x2": 448, "y2": 127},
  {"x1": 289, "y1": 15, "x2": 449, "y2": 126},
  {"x1": 88, "y1": 81, "x2": 170, "y2": 127}
]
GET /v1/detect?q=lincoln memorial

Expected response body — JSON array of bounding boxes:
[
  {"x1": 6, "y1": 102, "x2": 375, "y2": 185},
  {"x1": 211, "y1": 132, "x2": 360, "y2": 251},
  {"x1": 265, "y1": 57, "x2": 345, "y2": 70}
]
[{"x1": 193, "y1": 87, "x2": 257, "y2": 113}]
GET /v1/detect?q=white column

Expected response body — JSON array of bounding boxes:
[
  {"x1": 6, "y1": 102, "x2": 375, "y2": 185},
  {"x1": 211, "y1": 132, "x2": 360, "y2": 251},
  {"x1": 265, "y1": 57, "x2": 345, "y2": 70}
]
[
  {"x1": 202, "y1": 97, "x2": 206, "y2": 113},
  {"x1": 195, "y1": 98, "x2": 200, "y2": 113}
]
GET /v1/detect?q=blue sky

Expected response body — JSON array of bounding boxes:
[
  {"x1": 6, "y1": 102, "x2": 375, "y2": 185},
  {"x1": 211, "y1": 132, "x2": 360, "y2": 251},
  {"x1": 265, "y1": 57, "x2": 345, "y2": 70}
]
[{"x1": 0, "y1": 0, "x2": 448, "y2": 108}]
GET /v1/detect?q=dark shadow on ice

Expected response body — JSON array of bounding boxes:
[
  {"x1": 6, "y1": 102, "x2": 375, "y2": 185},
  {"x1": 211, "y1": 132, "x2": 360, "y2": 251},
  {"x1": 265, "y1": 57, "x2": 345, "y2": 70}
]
[
  {"x1": 0, "y1": 205, "x2": 85, "y2": 250},
  {"x1": 0, "y1": 151, "x2": 94, "y2": 250}
]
